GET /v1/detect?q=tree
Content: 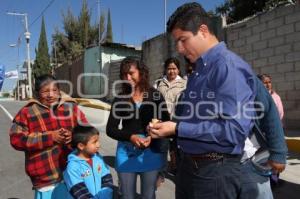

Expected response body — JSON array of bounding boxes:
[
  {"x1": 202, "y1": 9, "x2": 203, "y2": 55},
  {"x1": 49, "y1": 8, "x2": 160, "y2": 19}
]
[
  {"x1": 51, "y1": 1, "x2": 113, "y2": 65},
  {"x1": 78, "y1": 0, "x2": 91, "y2": 48},
  {"x1": 33, "y1": 16, "x2": 51, "y2": 77},
  {"x1": 265, "y1": 0, "x2": 296, "y2": 10},
  {"x1": 215, "y1": 0, "x2": 296, "y2": 24},
  {"x1": 105, "y1": 9, "x2": 113, "y2": 43}
]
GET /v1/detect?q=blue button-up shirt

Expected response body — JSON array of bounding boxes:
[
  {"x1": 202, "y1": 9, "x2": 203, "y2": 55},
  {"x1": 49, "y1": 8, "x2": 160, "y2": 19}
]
[{"x1": 176, "y1": 42, "x2": 256, "y2": 155}]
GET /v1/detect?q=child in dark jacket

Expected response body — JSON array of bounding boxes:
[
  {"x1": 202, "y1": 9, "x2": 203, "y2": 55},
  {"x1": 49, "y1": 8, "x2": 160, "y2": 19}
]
[{"x1": 64, "y1": 125, "x2": 113, "y2": 199}]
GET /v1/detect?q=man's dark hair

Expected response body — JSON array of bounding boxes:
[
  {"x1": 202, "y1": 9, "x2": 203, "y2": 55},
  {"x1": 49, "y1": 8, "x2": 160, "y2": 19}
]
[
  {"x1": 167, "y1": 2, "x2": 215, "y2": 35},
  {"x1": 71, "y1": 125, "x2": 99, "y2": 149},
  {"x1": 34, "y1": 74, "x2": 59, "y2": 93}
]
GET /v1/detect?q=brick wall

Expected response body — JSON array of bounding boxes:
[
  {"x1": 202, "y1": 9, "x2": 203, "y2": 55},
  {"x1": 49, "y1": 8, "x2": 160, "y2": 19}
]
[
  {"x1": 142, "y1": 34, "x2": 185, "y2": 84},
  {"x1": 225, "y1": 4, "x2": 300, "y2": 130}
]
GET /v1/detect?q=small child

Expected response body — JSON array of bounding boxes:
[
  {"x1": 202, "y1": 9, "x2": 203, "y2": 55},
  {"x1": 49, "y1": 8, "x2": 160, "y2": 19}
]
[{"x1": 64, "y1": 125, "x2": 113, "y2": 199}]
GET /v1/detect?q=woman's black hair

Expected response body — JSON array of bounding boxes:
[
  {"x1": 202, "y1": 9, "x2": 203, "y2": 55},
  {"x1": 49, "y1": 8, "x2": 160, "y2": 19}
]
[
  {"x1": 34, "y1": 74, "x2": 59, "y2": 95},
  {"x1": 71, "y1": 125, "x2": 99, "y2": 149},
  {"x1": 119, "y1": 56, "x2": 150, "y2": 95},
  {"x1": 257, "y1": 74, "x2": 272, "y2": 81},
  {"x1": 164, "y1": 57, "x2": 182, "y2": 77}
]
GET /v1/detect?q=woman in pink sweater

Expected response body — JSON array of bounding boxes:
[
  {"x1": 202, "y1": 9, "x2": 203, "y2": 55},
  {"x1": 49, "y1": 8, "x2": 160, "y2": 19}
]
[
  {"x1": 258, "y1": 74, "x2": 284, "y2": 120},
  {"x1": 258, "y1": 73, "x2": 285, "y2": 187}
]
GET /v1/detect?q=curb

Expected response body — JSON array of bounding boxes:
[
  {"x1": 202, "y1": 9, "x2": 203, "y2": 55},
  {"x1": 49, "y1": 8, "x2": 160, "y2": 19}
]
[
  {"x1": 75, "y1": 98, "x2": 111, "y2": 111},
  {"x1": 285, "y1": 137, "x2": 300, "y2": 153}
]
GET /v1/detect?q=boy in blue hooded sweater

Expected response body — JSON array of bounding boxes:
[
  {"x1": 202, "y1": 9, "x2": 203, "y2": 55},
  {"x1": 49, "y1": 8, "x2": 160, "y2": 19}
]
[{"x1": 64, "y1": 125, "x2": 113, "y2": 199}]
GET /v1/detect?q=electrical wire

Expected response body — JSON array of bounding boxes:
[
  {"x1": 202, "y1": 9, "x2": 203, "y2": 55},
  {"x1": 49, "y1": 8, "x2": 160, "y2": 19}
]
[
  {"x1": 29, "y1": 0, "x2": 56, "y2": 28},
  {"x1": 14, "y1": 0, "x2": 56, "y2": 43}
]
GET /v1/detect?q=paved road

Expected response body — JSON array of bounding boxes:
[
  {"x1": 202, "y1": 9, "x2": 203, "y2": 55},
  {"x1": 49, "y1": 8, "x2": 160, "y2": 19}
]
[
  {"x1": 0, "y1": 100, "x2": 299, "y2": 199},
  {"x1": 0, "y1": 100, "x2": 33, "y2": 199}
]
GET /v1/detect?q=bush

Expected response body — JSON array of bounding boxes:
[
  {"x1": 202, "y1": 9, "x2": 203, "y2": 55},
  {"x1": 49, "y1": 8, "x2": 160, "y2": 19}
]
[{"x1": 2, "y1": 92, "x2": 10, "y2": 97}]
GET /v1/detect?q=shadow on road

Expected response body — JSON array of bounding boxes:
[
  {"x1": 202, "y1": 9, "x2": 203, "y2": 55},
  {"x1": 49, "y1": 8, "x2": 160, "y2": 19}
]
[
  {"x1": 287, "y1": 152, "x2": 300, "y2": 161},
  {"x1": 103, "y1": 155, "x2": 116, "y2": 168},
  {"x1": 273, "y1": 179, "x2": 300, "y2": 199}
]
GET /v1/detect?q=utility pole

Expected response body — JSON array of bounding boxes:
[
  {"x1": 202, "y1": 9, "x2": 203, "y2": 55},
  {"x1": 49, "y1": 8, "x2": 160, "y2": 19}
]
[
  {"x1": 97, "y1": 0, "x2": 102, "y2": 95},
  {"x1": 164, "y1": 0, "x2": 167, "y2": 33},
  {"x1": 98, "y1": 0, "x2": 101, "y2": 47},
  {"x1": 52, "y1": 40, "x2": 58, "y2": 75},
  {"x1": 9, "y1": 37, "x2": 21, "y2": 100},
  {"x1": 7, "y1": 12, "x2": 32, "y2": 98}
]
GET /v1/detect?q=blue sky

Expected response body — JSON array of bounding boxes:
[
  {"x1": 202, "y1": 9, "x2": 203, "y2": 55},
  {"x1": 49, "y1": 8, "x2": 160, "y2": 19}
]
[{"x1": 0, "y1": 0, "x2": 224, "y2": 91}]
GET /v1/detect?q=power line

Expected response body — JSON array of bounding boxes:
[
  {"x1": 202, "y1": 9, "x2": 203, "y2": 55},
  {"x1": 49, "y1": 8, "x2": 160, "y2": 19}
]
[
  {"x1": 14, "y1": 0, "x2": 56, "y2": 42},
  {"x1": 29, "y1": 0, "x2": 56, "y2": 28}
]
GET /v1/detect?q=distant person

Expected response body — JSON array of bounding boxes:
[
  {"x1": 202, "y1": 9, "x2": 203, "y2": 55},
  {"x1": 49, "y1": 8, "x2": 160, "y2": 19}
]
[
  {"x1": 64, "y1": 125, "x2": 113, "y2": 199},
  {"x1": 241, "y1": 75, "x2": 287, "y2": 199},
  {"x1": 10, "y1": 74, "x2": 88, "y2": 199},
  {"x1": 258, "y1": 74, "x2": 284, "y2": 120},
  {"x1": 154, "y1": 57, "x2": 186, "y2": 182},
  {"x1": 106, "y1": 57, "x2": 170, "y2": 199},
  {"x1": 154, "y1": 57, "x2": 186, "y2": 118},
  {"x1": 148, "y1": 2, "x2": 268, "y2": 198},
  {"x1": 183, "y1": 57, "x2": 195, "y2": 80}
]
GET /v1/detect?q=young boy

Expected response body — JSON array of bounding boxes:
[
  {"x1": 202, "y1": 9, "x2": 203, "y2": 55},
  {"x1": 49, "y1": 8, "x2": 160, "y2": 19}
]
[{"x1": 64, "y1": 125, "x2": 113, "y2": 199}]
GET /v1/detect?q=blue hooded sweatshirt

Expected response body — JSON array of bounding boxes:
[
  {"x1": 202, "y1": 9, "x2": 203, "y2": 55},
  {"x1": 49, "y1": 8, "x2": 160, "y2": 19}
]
[{"x1": 63, "y1": 151, "x2": 113, "y2": 199}]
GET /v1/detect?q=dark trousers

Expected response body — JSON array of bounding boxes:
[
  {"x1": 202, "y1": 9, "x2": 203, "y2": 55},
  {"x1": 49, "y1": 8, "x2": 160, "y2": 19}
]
[{"x1": 175, "y1": 153, "x2": 268, "y2": 199}]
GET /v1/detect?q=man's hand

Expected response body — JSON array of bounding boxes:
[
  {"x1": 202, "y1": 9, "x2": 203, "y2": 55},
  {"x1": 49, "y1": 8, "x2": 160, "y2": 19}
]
[
  {"x1": 147, "y1": 121, "x2": 176, "y2": 138},
  {"x1": 268, "y1": 160, "x2": 286, "y2": 174}
]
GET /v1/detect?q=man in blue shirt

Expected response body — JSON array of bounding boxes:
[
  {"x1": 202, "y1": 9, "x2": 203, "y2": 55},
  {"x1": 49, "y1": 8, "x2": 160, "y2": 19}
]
[{"x1": 148, "y1": 2, "x2": 269, "y2": 199}]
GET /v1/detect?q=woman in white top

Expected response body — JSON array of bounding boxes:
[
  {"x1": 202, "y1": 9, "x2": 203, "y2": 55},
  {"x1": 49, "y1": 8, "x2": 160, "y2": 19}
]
[
  {"x1": 154, "y1": 57, "x2": 186, "y2": 182},
  {"x1": 155, "y1": 57, "x2": 187, "y2": 118}
]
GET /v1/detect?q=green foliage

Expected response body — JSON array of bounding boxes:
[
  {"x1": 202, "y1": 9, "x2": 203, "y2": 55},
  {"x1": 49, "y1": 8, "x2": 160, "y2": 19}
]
[
  {"x1": 105, "y1": 9, "x2": 113, "y2": 43},
  {"x1": 33, "y1": 17, "x2": 51, "y2": 77},
  {"x1": 52, "y1": 0, "x2": 111, "y2": 65},
  {"x1": 265, "y1": 0, "x2": 296, "y2": 9},
  {"x1": 215, "y1": 0, "x2": 296, "y2": 24},
  {"x1": 69, "y1": 42, "x2": 84, "y2": 63},
  {"x1": 78, "y1": 0, "x2": 90, "y2": 48},
  {"x1": 1, "y1": 92, "x2": 10, "y2": 98},
  {"x1": 62, "y1": 8, "x2": 80, "y2": 42}
]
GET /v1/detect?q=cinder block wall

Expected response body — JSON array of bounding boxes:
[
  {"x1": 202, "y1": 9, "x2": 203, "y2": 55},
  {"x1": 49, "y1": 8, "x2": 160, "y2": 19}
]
[
  {"x1": 142, "y1": 34, "x2": 185, "y2": 85},
  {"x1": 142, "y1": 34, "x2": 170, "y2": 84},
  {"x1": 225, "y1": 4, "x2": 300, "y2": 130}
]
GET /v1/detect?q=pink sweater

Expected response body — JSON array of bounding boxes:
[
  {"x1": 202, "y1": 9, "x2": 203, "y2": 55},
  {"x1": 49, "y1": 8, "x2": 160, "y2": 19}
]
[{"x1": 271, "y1": 91, "x2": 284, "y2": 120}]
